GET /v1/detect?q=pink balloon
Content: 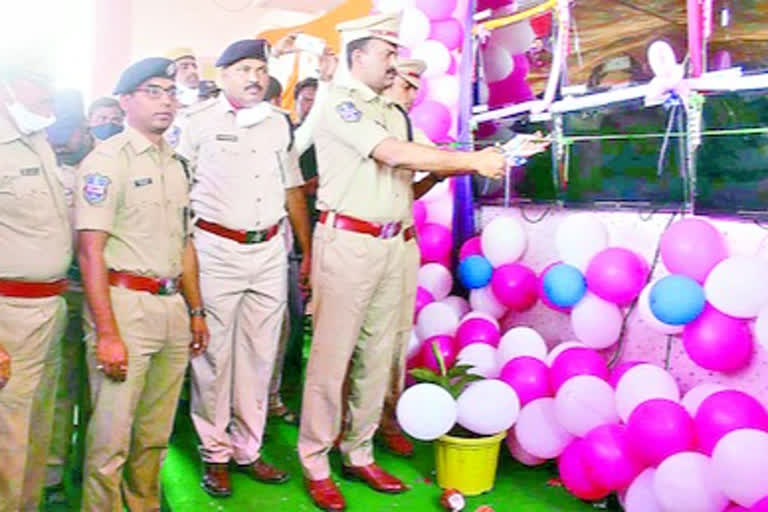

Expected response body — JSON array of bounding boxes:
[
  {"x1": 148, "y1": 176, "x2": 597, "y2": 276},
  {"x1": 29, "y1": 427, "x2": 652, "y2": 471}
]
[
  {"x1": 506, "y1": 429, "x2": 547, "y2": 466},
  {"x1": 499, "y1": 356, "x2": 552, "y2": 406},
  {"x1": 608, "y1": 361, "x2": 645, "y2": 388},
  {"x1": 558, "y1": 440, "x2": 612, "y2": 500},
  {"x1": 459, "y1": 236, "x2": 483, "y2": 261},
  {"x1": 429, "y1": 18, "x2": 464, "y2": 51},
  {"x1": 415, "y1": 0, "x2": 457, "y2": 20},
  {"x1": 414, "y1": 286, "x2": 435, "y2": 319},
  {"x1": 695, "y1": 390, "x2": 768, "y2": 455},
  {"x1": 549, "y1": 347, "x2": 610, "y2": 392},
  {"x1": 418, "y1": 222, "x2": 452, "y2": 264},
  {"x1": 446, "y1": 54, "x2": 457, "y2": 75},
  {"x1": 582, "y1": 424, "x2": 645, "y2": 491},
  {"x1": 420, "y1": 335, "x2": 457, "y2": 372},
  {"x1": 410, "y1": 100, "x2": 452, "y2": 141},
  {"x1": 538, "y1": 262, "x2": 572, "y2": 313},
  {"x1": 413, "y1": 200, "x2": 427, "y2": 228},
  {"x1": 586, "y1": 247, "x2": 648, "y2": 305},
  {"x1": 660, "y1": 218, "x2": 728, "y2": 283},
  {"x1": 413, "y1": 77, "x2": 429, "y2": 108},
  {"x1": 751, "y1": 496, "x2": 768, "y2": 512},
  {"x1": 490, "y1": 263, "x2": 539, "y2": 312},
  {"x1": 626, "y1": 399, "x2": 696, "y2": 467},
  {"x1": 682, "y1": 304, "x2": 754, "y2": 373},
  {"x1": 456, "y1": 317, "x2": 500, "y2": 349},
  {"x1": 477, "y1": 0, "x2": 510, "y2": 9},
  {"x1": 488, "y1": 71, "x2": 534, "y2": 108},
  {"x1": 725, "y1": 506, "x2": 750, "y2": 512}
]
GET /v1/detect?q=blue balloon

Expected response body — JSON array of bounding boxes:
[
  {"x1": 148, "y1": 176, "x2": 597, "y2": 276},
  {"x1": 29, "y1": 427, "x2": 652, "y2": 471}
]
[
  {"x1": 542, "y1": 263, "x2": 587, "y2": 307},
  {"x1": 458, "y1": 255, "x2": 493, "y2": 289},
  {"x1": 649, "y1": 274, "x2": 706, "y2": 325}
]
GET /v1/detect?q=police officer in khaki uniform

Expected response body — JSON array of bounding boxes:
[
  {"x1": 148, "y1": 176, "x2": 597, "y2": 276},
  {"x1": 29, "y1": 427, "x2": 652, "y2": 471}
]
[
  {"x1": 166, "y1": 47, "x2": 201, "y2": 107},
  {"x1": 297, "y1": 14, "x2": 506, "y2": 512},
  {"x1": 175, "y1": 39, "x2": 311, "y2": 497},
  {"x1": 0, "y1": 49, "x2": 72, "y2": 512},
  {"x1": 76, "y1": 57, "x2": 209, "y2": 512}
]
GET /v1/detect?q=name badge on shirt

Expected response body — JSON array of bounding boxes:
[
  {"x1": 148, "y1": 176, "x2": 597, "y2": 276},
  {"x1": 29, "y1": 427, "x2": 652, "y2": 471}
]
[
  {"x1": 216, "y1": 134, "x2": 238, "y2": 142},
  {"x1": 19, "y1": 167, "x2": 40, "y2": 176},
  {"x1": 134, "y1": 177, "x2": 153, "y2": 187}
]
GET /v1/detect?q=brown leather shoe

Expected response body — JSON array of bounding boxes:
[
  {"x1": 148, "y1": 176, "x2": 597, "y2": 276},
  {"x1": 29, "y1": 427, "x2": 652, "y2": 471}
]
[
  {"x1": 305, "y1": 478, "x2": 346, "y2": 511},
  {"x1": 201, "y1": 462, "x2": 232, "y2": 497},
  {"x1": 235, "y1": 458, "x2": 290, "y2": 484},
  {"x1": 379, "y1": 431, "x2": 414, "y2": 457},
  {"x1": 341, "y1": 463, "x2": 409, "y2": 494}
]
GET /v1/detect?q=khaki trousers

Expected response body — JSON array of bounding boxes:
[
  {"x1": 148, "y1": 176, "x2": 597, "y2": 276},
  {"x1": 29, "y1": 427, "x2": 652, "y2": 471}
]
[
  {"x1": 0, "y1": 295, "x2": 66, "y2": 512},
  {"x1": 190, "y1": 229, "x2": 287, "y2": 464},
  {"x1": 298, "y1": 221, "x2": 405, "y2": 479},
  {"x1": 381, "y1": 238, "x2": 420, "y2": 435},
  {"x1": 81, "y1": 287, "x2": 190, "y2": 512}
]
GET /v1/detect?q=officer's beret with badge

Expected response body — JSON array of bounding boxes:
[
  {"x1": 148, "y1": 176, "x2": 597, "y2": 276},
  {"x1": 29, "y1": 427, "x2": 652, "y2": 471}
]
[
  {"x1": 113, "y1": 57, "x2": 177, "y2": 95},
  {"x1": 215, "y1": 39, "x2": 270, "y2": 68}
]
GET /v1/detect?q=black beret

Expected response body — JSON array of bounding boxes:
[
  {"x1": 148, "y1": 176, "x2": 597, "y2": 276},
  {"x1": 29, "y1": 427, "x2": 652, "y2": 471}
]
[
  {"x1": 215, "y1": 39, "x2": 270, "y2": 68},
  {"x1": 113, "y1": 57, "x2": 176, "y2": 95}
]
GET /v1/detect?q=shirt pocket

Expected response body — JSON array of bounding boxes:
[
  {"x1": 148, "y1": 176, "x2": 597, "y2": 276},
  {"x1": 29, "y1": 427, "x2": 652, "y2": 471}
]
[{"x1": 122, "y1": 179, "x2": 164, "y2": 236}]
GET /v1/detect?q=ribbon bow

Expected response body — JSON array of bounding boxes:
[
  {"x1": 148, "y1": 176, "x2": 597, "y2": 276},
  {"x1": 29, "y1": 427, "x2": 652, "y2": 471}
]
[{"x1": 645, "y1": 41, "x2": 690, "y2": 106}]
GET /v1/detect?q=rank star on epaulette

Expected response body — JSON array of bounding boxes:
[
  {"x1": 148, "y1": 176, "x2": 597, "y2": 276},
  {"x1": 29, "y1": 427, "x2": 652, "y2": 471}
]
[{"x1": 336, "y1": 101, "x2": 362, "y2": 122}]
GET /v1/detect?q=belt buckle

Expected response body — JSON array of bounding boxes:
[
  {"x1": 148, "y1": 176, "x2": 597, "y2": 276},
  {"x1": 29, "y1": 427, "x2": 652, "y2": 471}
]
[
  {"x1": 379, "y1": 222, "x2": 401, "y2": 239},
  {"x1": 244, "y1": 230, "x2": 266, "y2": 244},
  {"x1": 158, "y1": 278, "x2": 178, "y2": 296}
]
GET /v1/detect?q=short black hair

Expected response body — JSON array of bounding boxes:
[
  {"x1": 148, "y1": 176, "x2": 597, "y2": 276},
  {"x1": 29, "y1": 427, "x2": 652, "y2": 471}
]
[
  {"x1": 265, "y1": 76, "x2": 283, "y2": 103},
  {"x1": 346, "y1": 37, "x2": 373, "y2": 69},
  {"x1": 294, "y1": 77, "x2": 318, "y2": 100},
  {"x1": 87, "y1": 97, "x2": 123, "y2": 120}
]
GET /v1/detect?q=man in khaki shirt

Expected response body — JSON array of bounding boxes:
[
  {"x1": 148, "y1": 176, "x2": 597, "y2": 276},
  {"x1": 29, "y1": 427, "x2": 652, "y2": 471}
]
[
  {"x1": 297, "y1": 13, "x2": 507, "y2": 512},
  {"x1": 0, "y1": 50, "x2": 73, "y2": 512},
  {"x1": 175, "y1": 39, "x2": 311, "y2": 497},
  {"x1": 76, "y1": 57, "x2": 209, "y2": 512}
]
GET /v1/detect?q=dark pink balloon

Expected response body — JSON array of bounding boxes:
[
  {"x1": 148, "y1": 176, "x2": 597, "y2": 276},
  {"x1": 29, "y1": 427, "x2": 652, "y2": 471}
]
[
  {"x1": 695, "y1": 390, "x2": 768, "y2": 454},
  {"x1": 582, "y1": 424, "x2": 645, "y2": 491},
  {"x1": 751, "y1": 496, "x2": 768, "y2": 512},
  {"x1": 418, "y1": 223, "x2": 452, "y2": 264},
  {"x1": 557, "y1": 440, "x2": 611, "y2": 500},
  {"x1": 626, "y1": 399, "x2": 696, "y2": 466},
  {"x1": 477, "y1": 0, "x2": 511, "y2": 10},
  {"x1": 459, "y1": 236, "x2": 483, "y2": 260},
  {"x1": 475, "y1": 121, "x2": 498, "y2": 139},
  {"x1": 414, "y1": 287, "x2": 435, "y2": 319},
  {"x1": 585, "y1": 247, "x2": 648, "y2": 306},
  {"x1": 608, "y1": 361, "x2": 645, "y2": 388},
  {"x1": 682, "y1": 305, "x2": 753, "y2": 373},
  {"x1": 499, "y1": 356, "x2": 552, "y2": 405},
  {"x1": 724, "y1": 505, "x2": 749, "y2": 512},
  {"x1": 539, "y1": 262, "x2": 571, "y2": 313},
  {"x1": 456, "y1": 317, "x2": 500, "y2": 349},
  {"x1": 490, "y1": 263, "x2": 539, "y2": 312},
  {"x1": 420, "y1": 335, "x2": 458, "y2": 372},
  {"x1": 413, "y1": 200, "x2": 427, "y2": 228},
  {"x1": 549, "y1": 347, "x2": 610, "y2": 392},
  {"x1": 488, "y1": 71, "x2": 534, "y2": 108},
  {"x1": 429, "y1": 18, "x2": 464, "y2": 51}
]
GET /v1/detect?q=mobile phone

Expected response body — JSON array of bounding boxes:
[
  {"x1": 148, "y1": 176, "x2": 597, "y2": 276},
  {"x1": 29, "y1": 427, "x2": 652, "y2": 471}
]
[{"x1": 294, "y1": 34, "x2": 326, "y2": 56}]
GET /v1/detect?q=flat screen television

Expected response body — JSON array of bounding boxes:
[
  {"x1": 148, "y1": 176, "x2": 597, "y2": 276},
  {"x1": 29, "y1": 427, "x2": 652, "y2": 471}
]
[
  {"x1": 561, "y1": 97, "x2": 686, "y2": 210},
  {"x1": 694, "y1": 90, "x2": 768, "y2": 220}
]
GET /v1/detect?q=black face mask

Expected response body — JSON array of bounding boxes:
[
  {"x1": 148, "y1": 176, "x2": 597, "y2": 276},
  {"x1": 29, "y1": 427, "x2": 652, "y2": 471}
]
[{"x1": 90, "y1": 122, "x2": 124, "y2": 140}]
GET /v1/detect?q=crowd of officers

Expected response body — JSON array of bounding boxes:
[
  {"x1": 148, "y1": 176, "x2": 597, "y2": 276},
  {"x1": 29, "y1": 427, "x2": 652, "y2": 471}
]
[{"x1": 0, "y1": 11, "x2": 546, "y2": 512}]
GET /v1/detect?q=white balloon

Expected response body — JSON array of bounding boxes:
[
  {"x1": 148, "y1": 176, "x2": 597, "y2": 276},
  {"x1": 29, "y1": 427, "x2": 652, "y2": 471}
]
[
  {"x1": 554, "y1": 375, "x2": 620, "y2": 437},
  {"x1": 489, "y1": 20, "x2": 536, "y2": 56},
  {"x1": 615, "y1": 364, "x2": 680, "y2": 422},
  {"x1": 415, "y1": 302, "x2": 460, "y2": 340},
  {"x1": 412, "y1": 40, "x2": 451, "y2": 78},
  {"x1": 570, "y1": 293, "x2": 623, "y2": 349},
  {"x1": 545, "y1": 341, "x2": 585, "y2": 367},
  {"x1": 407, "y1": 330, "x2": 422, "y2": 359},
  {"x1": 712, "y1": 428, "x2": 768, "y2": 507},
  {"x1": 625, "y1": 468, "x2": 662, "y2": 512},
  {"x1": 481, "y1": 216, "x2": 527, "y2": 268},
  {"x1": 424, "y1": 194, "x2": 453, "y2": 228},
  {"x1": 469, "y1": 285, "x2": 508, "y2": 319},
  {"x1": 496, "y1": 327, "x2": 547, "y2": 367},
  {"x1": 419, "y1": 179, "x2": 451, "y2": 203},
  {"x1": 555, "y1": 214, "x2": 609, "y2": 272},
  {"x1": 758, "y1": 235, "x2": 768, "y2": 261},
  {"x1": 636, "y1": 280, "x2": 684, "y2": 335},
  {"x1": 417, "y1": 263, "x2": 453, "y2": 301},
  {"x1": 681, "y1": 383, "x2": 727, "y2": 417},
  {"x1": 515, "y1": 398, "x2": 574, "y2": 459},
  {"x1": 704, "y1": 256, "x2": 768, "y2": 318},
  {"x1": 481, "y1": 43, "x2": 514, "y2": 83},
  {"x1": 457, "y1": 343, "x2": 499, "y2": 378},
  {"x1": 754, "y1": 304, "x2": 768, "y2": 350},
  {"x1": 459, "y1": 310, "x2": 501, "y2": 330},
  {"x1": 399, "y1": 6, "x2": 430, "y2": 48},
  {"x1": 653, "y1": 452, "x2": 729, "y2": 512},
  {"x1": 374, "y1": 0, "x2": 412, "y2": 13},
  {"x1": 441, "y1": 296, "x2": 471, "y2": 320},
  {"x1": 456, "y1": 379, "x2": 520, "y2": 435},
  {"x1": 396, "y1": 383, "x2": 457, "y2": 441},
  {"x1": 427, "y1": 75, "x2": 460, "y2": 107}
]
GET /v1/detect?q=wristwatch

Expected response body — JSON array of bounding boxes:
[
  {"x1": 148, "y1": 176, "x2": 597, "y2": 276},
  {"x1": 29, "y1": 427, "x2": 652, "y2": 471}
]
[{"x1": 189, "y1": 307, "x2": 206, "y2": 318}]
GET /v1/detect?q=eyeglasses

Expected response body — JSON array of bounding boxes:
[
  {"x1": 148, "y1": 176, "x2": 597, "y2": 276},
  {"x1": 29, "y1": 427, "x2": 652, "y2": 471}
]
[{"x1": 135, "y1": 85, "x2": 177, "y2": 100}]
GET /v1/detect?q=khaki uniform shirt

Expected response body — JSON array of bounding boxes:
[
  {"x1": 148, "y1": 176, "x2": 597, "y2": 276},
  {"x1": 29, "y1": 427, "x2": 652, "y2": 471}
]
[
  {"x1": 175, "y1": 96, "x2": 304, "y2": 231},
  {"x1": 314, "y1": 78, "x2": 412, "y2": 224},
  {"x1": 74, "y1": 126, "x2": 189, "y2": 279},
  {"x1": 0, "y1": 115, "x2": 72, "y2": 281}
]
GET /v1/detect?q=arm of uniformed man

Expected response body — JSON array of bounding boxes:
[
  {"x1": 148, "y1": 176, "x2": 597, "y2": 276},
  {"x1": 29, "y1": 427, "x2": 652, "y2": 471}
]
[
  {"x1": 285, "y1": 154, "x2": 312, "y2": 291},
  {"x1": 0, "y1": 343, "x2": 10, "y2": 390},
  {"x1": 75, "y1": 155, "x2": 129, "y2": 382},
  {"x1": 181, "y1": 239, "x2": 209, "y2": 357}
]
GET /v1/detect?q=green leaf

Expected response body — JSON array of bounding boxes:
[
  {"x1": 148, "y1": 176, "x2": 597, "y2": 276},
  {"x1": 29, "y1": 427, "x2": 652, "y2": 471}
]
[
  {"x1": 431, "y1": 341, "x2": 448, "y2": 377},
  {"x1": 446, "y1": 364, "x2": 475, "y2": 378},
  {"x1": 408, "y1": 368, "x2": 442, "y2": 385}
]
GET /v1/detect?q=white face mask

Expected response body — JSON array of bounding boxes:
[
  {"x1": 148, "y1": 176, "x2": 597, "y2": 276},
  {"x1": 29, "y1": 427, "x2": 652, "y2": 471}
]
[
  {"x1": 235, "y1": 101, "x2": 272, "y2": 128},
  {"x1": 176, "y1": 82, "x2": 199, "y2": 106},
  {"x1": 4, "y1": 84, "x2": 55, "y2": 135}
]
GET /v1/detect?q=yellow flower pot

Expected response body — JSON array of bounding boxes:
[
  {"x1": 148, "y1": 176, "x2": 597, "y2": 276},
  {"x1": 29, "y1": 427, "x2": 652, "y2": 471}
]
[{"x1": 434, "y1": 430, "x2": 507, "y2": 496}]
